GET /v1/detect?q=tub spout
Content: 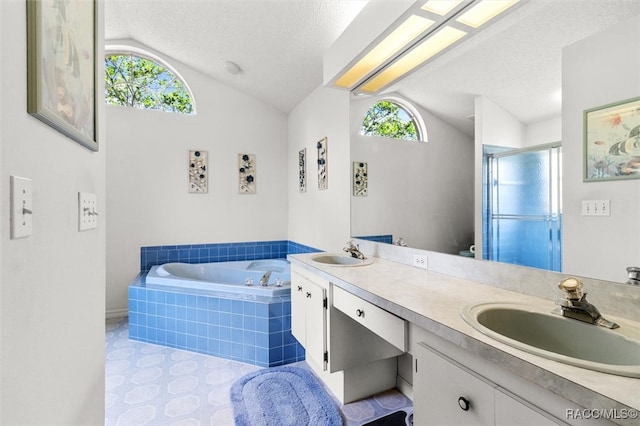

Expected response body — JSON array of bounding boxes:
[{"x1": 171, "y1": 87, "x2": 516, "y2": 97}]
[{"x1": 259, "y1": 271, "x2": 272, "y2": 286}]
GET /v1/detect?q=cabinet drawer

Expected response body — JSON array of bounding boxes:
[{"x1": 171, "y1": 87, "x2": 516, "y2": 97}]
[{"x1": 333, "y1": 286, "x2": 406, "y2": 351}]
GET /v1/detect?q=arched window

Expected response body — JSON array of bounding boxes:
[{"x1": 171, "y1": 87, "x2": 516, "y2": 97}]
[
  {"x1": 361, "y1": 99, "x2": 426, "y2": 141},
  {"x1": 105, "y1": 50, "x2": 195, "y2": 114}
]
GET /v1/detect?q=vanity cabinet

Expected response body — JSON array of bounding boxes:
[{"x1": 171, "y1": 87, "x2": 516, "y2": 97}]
[
  {"x1": 291, "y1": 265, "x2": 406, "y2": 403},
  {"x1": 291, "y1": 267, "x2": 328, "y2": 370},
  {"x1": 414, "y1": 342, "x2": 563, "y2": 426}
]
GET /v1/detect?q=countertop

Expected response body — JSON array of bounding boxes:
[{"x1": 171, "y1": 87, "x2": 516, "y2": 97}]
[{"x1": 289, "y1": 253, "x2": 640, "y2": 424}]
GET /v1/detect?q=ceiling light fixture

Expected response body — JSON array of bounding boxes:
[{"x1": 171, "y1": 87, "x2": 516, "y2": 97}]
[{"x1": 331, "y1": 0, "x2": 524, "y2": 94}]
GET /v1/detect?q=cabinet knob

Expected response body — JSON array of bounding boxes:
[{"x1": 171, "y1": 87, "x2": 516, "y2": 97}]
[
  {"x1": 306, "y1": 292, "x2": 312, "y2": 298},
  {"x1": 458, "y1": 396, "x2": 471, "y2": 411},
  {"x1": 297, "y1": 285, "x2": 302, "y2": 292},
  {"x1": 356, "y1": 309, "x2": 364, "y2": 318}
]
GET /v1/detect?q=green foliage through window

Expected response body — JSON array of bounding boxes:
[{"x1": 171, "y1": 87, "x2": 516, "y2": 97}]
[
  {"x1": 361, "y1": 100, "x2": 419, "y2": 141},
  {"x1": 105, "y1": 53, "x2": 194, "y2": 114}
]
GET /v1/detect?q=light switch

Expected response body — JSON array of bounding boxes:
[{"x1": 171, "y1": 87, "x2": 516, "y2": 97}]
[
  {"x1": 78, "y1": 192, "x2": 98, "y2": 231},
  {"x1": 10, "y1": 176, "x2": 33, "y2": 239}
]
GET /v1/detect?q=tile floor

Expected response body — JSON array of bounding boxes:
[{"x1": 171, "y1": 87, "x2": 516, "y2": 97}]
[{"x1": 106, "y1": 318, "x2": 412, "y2": 425}]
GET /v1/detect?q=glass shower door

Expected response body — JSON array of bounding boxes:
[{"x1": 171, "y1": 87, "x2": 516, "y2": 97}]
[{"x1": 484, "y1": 144, "x2": 562, "y2": 271}]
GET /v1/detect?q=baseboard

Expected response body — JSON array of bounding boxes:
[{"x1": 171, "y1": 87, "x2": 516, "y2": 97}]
[{"x1": 106, "y1": 308, "x2": 128, "y2": 320}]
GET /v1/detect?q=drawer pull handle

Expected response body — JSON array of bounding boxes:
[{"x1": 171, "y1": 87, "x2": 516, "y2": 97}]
[
  {"x1": 356, "y1": 309, "x2": 364, "y2": 318},
  {"x1": 458, "y1": 396, "x2": 470, "y2": 412},
  {"x1": 306, "y1": 292, "x2": 312, "y2": 298},
  {"x1": 297, "y1": 286, "x2": 303, "y2": 292}
]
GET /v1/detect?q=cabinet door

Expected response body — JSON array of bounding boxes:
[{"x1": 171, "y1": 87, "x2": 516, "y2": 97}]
[
  {"x1": 304, "y1": 278, "x2": 327, "y2": 370},
  {"x1": 495, "y1": 389, "x2": 562, "y2": 426},
  {"x1": 290, "y1": 272, "x2": 307, "y2": 345},
  {"x1": 414, "y1": 342, "x2": 495, "y2": 426}
]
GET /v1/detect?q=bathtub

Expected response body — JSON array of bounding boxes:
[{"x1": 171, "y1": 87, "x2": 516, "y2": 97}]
[{"x1": 146, "y1": 259, "x2": 291, "y2": 297}]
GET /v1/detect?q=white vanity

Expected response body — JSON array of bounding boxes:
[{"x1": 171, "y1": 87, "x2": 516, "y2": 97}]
[{"x1": 288, "y1": 251, "x2": 640, "y2": 426}]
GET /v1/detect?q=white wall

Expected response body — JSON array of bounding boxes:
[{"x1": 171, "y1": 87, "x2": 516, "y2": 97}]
[
  {"x1": 106, "y1": 42, "x2": 289, "y2": 315},
  {"x1": 0, "y1": 1, "x2": 106, "y2": 424},
  {"x1": 287, "y1": 86, "x2": 351, "y2": 251},
  {"x1": 351, "y1": 95, "x2": 474, "y2": 253},
  {"x1": 562, "y1": 15, "x2": 640, "y2": 282}
]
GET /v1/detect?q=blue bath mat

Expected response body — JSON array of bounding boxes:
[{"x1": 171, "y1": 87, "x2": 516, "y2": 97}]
[{"x1": 230, "y1": 366, "x2": 343, "y2": 426}]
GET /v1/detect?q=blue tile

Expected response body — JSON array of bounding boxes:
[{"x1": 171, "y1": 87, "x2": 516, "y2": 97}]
[
  {"x1": 269, "y1": 347, "x2": 284, "y2": 364},
  {"x1": 166, "y1": 305, "x2": 177, "y2": 319},
  {"x1": 255, "y1": 332, "x2": 269, "y2": 348},
  {"x1": 219, "y1": 313, "x2": 231, "y2": 327},
  {"x1": 243, "y1": 345, "x2": 256, "y2": 363},
  {"x1": 166, "y1": 318, "x2": 177, "y2": 332},
  {"x1": 186, "y1": 334, "x2": 198, "y2": 350},
  {"x1": 207, "y1": 325, "x2": 219, "y2": 339},
  {"x1": 197, "y1": 296, "x2": 208, "y2": 310},
  {"x1": 176, "y1": 293, "x2": 187, "y2": 307},
  {"x1": 231, "y1": 342, "x2": 244, "y2": 360},
  {"x1": 207, "y1": 311, "x2": 220, "y2": 325},
  {"x1": 186, "y1": 321, "x2": 198, "y2": 335},
  {"x1": 208, "y1": 339, "x2": 220, "y2": 355},
  {"x1": 269, "y1": 317, "x2": 284, "y2": 333},
  {"x1": 243, "y1": 315, "x2": 256, "y2": 331},
  {"x1": 196, "y1": 323, "x2": 207, "y2": 337},
  {"x1": 219, "y1": 341, "x2": 231, "y2": 357},
  {"x1": 243, "y1": 301, "x2": 256, "y2": 316},
  {"x1": 269, "y1": 331, "x2": 283, "y2": 347},
  {"x1": 269, "y1": 302, "x2": 283, "y2": 317},
  {"x1": 284, "y1": 343, "x2": 298, "y2": 362},
  {"x1": 283, "y1": 330, "x2": 297, "y2": 345},
  {"x1": 197, "y1": 337, "x2": 208, "y2": 353},
  {"x1": 243, "y1": 330, "x2": 256, "y2": 346},
  {"x1": 185, "y1": 294, "x2": 197, "y2": 308},
  {"x1": 166, "y1": 292, "x2": 177, "y2": 305},
  {"x1": 219, "y1": 299, "x2": 231, "y2": 313},
  {"x1": 255, "y1": 318, "x2": 269, "y2": 333},
  {"x1": 231, "y1": 300, "x2": 243, "y2": 314},
  {"x1": 176, "y1": 333, "x2": 187, "y2": 349},
  {"x1": 256, "y1": 347, "x2": 269, "y2": 364},
  {"x1": 176, "y1": 320, "x2": 187, "y2": 333},
  {"x1": 255, "y1": 303, "x2": 269, "y2": 318},
  {"x1": 231, "y1": 314, "x2": 243, "y2": 329},
  {"x1": 231, "y1": 328, "x2": 243, "y2": 343},
  {"x1": 219, "y1": 327, "x2": 232, "y2": 341},
  {"x1": 177, "y1": 307, "x2": 187, "y2": 320},
  {"x1": 207, "y1": 297, "x2": 220, "y2": 311},
  {"x1": 197, "y1": 309, "x2": 207, "y2": 323},
  {"x1": 186, "y1": 308, "x2": 197, "y2": 322}
]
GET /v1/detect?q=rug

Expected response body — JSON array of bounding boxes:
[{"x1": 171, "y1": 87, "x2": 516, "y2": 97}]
[{"x1": 230, "y1": 366, "x2": 343, "y2": 426}]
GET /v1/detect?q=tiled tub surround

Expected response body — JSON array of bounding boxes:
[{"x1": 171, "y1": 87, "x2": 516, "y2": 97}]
[
  {"x1": 129, "y1": 277, "x2": 304, "y2": 367},
  {"x1": 140, "y1": 240, "x2": 319, "y2": 272},
  {"x1": 130, "y1": 240, "x2": 320, "y2": 367},
  {"x1": 290, "y1": 244, "x2": 640, "y2": 426}
]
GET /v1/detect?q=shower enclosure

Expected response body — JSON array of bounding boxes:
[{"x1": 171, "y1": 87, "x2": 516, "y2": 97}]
[{"x1": 483, "y1": 143, "x2": 562, "y2": 271}]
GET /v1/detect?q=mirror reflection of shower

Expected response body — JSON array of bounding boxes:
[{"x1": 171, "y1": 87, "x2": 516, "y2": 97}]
[{"x1": 483, "y1": 143, "x2": 562, "y2": 271}]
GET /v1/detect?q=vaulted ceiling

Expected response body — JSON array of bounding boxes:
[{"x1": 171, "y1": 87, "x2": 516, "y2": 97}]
[{"x1": 105, "y1": 0, "x2": 640, "y2": 136}]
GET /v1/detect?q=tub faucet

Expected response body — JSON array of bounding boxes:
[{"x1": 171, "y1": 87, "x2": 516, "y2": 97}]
[
  {"x1": 259, "y1": 271, "x2": 272, "y2": 286},
  {"x1": 555, "y1": 278, "x2": 619, "y2": 329},
  {"x1": 343, "y1": 240, "x2": 365, "y2": 259}
]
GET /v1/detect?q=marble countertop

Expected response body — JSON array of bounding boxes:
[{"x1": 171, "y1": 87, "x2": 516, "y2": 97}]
[{"x1": 289, "y1": 253, "x2": 640, "y2": 422}]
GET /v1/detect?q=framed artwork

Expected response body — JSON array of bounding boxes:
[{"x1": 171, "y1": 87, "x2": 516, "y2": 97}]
[
  {"x1": 584, "y1": 96, "x2": 640, "y2": 181},
  {"x1": 239, "y1": 154, "x2": 256, "y2": 194},
  {"x1": 188, "y1": 150, "x2": 208, "y2": 193},
  {"x1": 317, "y1": 137, "x2": 328, "y2": 190},
  {"x1": 298, "y1": 148, "x2": 306, "y2": 192},
  {"x1": 27, "y1": 0, "x2": 97, "y2": 151},
  {"x1": 353, "y1": 161, "x2": 368, "y2": 196}
]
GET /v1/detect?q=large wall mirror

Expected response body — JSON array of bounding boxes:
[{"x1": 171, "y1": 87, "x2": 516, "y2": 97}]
[{"x1": 350, "y1": 0, "x2": 640, "y2": 283}]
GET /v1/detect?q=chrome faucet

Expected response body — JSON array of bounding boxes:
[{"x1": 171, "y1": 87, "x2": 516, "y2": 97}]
[
  {"x1": 343, "y1": 240, "x2": 365, "y2": 259},
  {"x1": 259, "y1": 271, "x2": 272, "y2": 286},
  {"x1": 555, "y1": 278, "x2": 619, "y2": 329}
]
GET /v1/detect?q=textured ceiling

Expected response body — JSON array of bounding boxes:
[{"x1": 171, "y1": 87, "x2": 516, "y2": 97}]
[
  {"x1": 105, "y1": 0, "x2": 640, "y2": 134},
  {"x1": 105, "y1": 0, "x2": 368, "y2": 114}
]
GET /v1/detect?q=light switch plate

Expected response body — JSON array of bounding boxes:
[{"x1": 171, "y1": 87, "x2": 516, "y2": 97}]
[
  {"x1": 78, "y1": 192, "x2": 97, "y2": 231},
  {"x1": 10, "y1": 176, "x2": 33, "y2": 239}
]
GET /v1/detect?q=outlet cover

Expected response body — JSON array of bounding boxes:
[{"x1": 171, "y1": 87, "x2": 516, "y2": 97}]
[
  {"x1": 78, "y1": 192, "x2": 98, "y2": 231},
  {"x1": 413, "y1": 254, "x2": 428, "y2": 269}
]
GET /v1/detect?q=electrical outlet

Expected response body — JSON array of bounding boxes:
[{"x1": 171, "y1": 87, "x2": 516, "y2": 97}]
[
  {"x1": 581, "y1": 200, "x2": 610, "y2": 216},
  {"x1": 78, "y1": 192, "x2": 98, "y2": 231},
  {"x1": 413, "y1": 254, "x2": 428, "y2": 269}
]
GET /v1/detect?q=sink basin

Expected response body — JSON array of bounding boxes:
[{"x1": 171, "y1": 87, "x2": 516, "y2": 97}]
[
  {"x1": 310, "y1": 253, "x2": 373, "y2": 267},
  {"x1": 461, "y1": 303, "x2": 640, "y2": 377}
]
